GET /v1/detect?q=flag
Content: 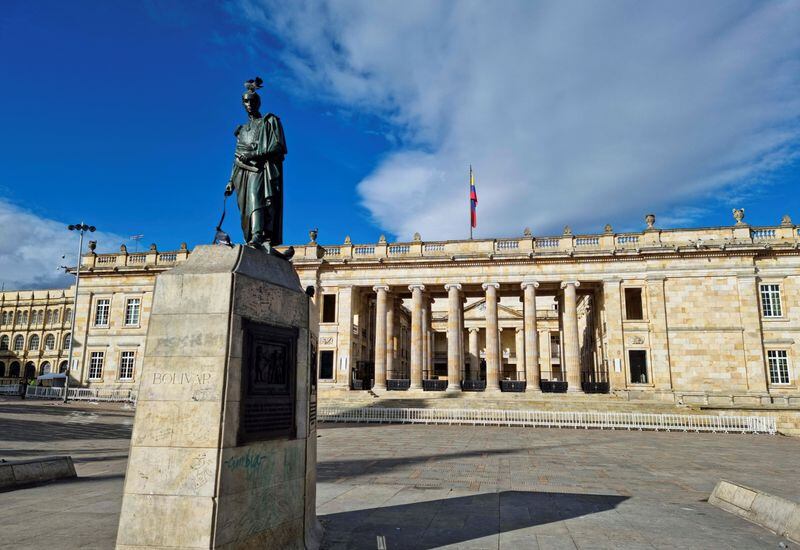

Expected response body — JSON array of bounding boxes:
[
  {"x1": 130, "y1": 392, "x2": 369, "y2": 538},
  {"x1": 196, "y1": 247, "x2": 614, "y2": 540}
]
[{"x1": 469, "y1": 166, "x2": 478, "y2": 229}]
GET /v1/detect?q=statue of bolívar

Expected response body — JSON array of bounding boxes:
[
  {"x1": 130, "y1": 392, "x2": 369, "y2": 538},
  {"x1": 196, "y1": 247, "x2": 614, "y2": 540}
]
[{"x1": 225, "y1": 77, "x2": 287, "y2": 249}]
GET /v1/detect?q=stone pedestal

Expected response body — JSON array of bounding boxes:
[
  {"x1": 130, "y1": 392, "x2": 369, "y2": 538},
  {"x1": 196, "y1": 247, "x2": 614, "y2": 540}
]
[{"x1": 116, "y1": 245, "x2": 322, "y2": 550}]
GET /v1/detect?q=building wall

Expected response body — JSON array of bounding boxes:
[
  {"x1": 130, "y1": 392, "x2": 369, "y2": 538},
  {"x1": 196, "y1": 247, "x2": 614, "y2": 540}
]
[
  {"x1": 2, "y1": 220, "x2": 799, "y2": 405},
  {"x1": 0, "y1": 290, "x2": 74, "y2": 381}
]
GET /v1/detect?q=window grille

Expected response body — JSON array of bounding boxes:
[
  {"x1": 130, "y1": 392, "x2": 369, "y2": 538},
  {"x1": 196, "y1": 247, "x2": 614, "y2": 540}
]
[
  {"x1": 119, "y1": 351, "x2": 135, "y2": 380},
  {"x1": 95, "y1": 299, "x2": 110, "y2": 326},
  {"x1": 125, "y1": 298, "x2": 141, "y2": 326},
  {"x1": 760, "y1": 284, "x2": 782, "y2": 318},
  {"x1": 89, "y1": 352, "x2": 104, "y2": 380},
  {"x1": 767, "y1": 350, "x2": 790, "y2": 384}
]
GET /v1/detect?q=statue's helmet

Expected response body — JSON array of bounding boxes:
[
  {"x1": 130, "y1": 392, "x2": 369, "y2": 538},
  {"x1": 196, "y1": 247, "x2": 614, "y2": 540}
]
[{"x1": 242, "y1": 77, "x2": 263, "y2": 109}]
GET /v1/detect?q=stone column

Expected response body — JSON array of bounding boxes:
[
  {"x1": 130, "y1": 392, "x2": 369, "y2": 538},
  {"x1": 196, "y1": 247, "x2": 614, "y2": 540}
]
[
  {"x1": 515, "y1": 327, "x2": 524, "y2": 381},
  {"x1": 445, "y1": 283, "x2": 462, "y2": 391},
  {"x1": 409, "y1": 285, "x2": 424, "y2": 389},
  {"x1": 458, "y1": 296, "x2": 466, "y2": 380},
  {"x1": 482, "y1": 282, "x2": 501, "y2": 391},
  {"x1": 540, "y1": 329, "x2": 552, "y2": 380},
  {"x1": 386, "y1": 297, "x2": 396, "y2": 381},
  {"x1": 428, "y1": 299, "x2": 435, "y2": 371},
  {"x1": 498, "y1": 327, "x2": 505, "y2": 377},
  {"x1": 521, "y1": 281, "x2": 541, "y2": 391},
  {"x1": 372, "y1": 285, "x2": 389, "y2": 391},
  {"x1": 468, "y1": 328, "x2": 480, "y2": 380},
  {"x1": 561, "y1": 281, "x2": 584, "y2": 392},
  {"x1": 421, "y1": 297, "x2": 430, "y2": 379}
]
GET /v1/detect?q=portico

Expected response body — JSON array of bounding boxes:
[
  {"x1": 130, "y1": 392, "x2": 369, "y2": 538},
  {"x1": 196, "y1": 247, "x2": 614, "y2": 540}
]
[{"x1": 311, "y1": 278, "x2": 604, "y2": 394}]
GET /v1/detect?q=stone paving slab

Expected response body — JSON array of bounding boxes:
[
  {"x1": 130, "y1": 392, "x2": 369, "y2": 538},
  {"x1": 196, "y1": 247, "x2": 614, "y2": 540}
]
[{"x1": 0, "y1": 399, "x2": 798, "y2": 549}]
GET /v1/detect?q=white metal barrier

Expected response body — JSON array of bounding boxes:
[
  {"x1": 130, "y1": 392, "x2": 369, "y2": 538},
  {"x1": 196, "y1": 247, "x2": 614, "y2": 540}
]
[
  {"x1": 318, "y1": 406, "x2": 777, "y2": 435},
  {"x1": 25, "y1": 386, "x2": 137, "y2": 403},
  {"x1": 0, "y1": 384, "x2": 23, "y2": 396}
]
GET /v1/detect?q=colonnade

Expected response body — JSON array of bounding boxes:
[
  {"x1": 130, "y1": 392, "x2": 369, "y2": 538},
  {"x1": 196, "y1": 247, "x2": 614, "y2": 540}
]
[{"x1": 372, "y1": 280, "x2": 585, "y2": 393}]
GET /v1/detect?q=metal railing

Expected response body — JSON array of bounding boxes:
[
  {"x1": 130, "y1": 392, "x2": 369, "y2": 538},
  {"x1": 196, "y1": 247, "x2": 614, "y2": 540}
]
[
  {"x1": 318, "y1": 406, "x2": 776, "y2": 434},
  {"x1": 0, "y1": 383, "x2": 22, "y2": 395},
  {"x1": 25, "y1": 386, "x2": 137, "y2": 403}
]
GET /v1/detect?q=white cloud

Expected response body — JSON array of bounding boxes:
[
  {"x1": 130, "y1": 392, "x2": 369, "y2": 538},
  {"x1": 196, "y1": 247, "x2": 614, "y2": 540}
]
[
  {"x1": 0, "y1": 200, "x2": 126, "y2": 290},
  {"x1": 244, "y1": 1, "x2": 800, "y2": 239}
]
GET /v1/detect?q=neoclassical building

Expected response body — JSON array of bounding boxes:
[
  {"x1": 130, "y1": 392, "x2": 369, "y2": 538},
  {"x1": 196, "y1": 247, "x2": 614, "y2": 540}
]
[
  {"x1": 2, "y1": 214, "x2": 799, "y2": 407},
  {"x1": 290, "y1": 212, "x2": 800, "y2": 406},
  {"x1": 0, "y1": 244, "x2": 189, "y2": 387}
]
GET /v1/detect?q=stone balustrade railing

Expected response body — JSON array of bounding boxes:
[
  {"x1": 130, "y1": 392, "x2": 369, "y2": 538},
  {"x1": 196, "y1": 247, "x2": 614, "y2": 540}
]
[
  {"x1": 80, "y1": 246, "x2": 190, "y2": 270},
  {"x1": 290, "y1": 222, "x2": 800, "y2": 261}
]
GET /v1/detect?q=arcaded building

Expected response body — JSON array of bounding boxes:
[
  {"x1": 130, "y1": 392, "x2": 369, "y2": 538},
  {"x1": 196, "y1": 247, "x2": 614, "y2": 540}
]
[{"x1": 1, "y1": 214, "x2": 799, "y2": 407}]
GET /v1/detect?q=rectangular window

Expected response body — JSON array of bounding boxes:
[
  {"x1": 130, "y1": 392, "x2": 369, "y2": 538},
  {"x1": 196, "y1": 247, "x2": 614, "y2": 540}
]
[
  {"x1": 629, "y1": 350, "x2": 648, "y2": 383},
  {"x1": 119, "y1": 351, "x2": 135, "y2": 380},
  {"x1": 624, "y1": 288, "x2": 644, "y2": 320},
  {"x1": 319, "y1": 350, "x2": 334, "y2": 379},
  {"x1": 767, "y1": 350, "x2": 790, "y2": 384},
  {"x1": 124, "y1": 298, "x2": 141, "y2": 326},
  {"x1": 89, "y1": 352, "x2": 104, "y2": 380},
  {"x1": 321, "y1": 294, "x2": 337, "y2": 323},
  {"x1": 760, "y1": 284, "x2": 783, "y2": 318},
  {"x1": 94, "y1": 299, "x2": 110, "y2": 327}
]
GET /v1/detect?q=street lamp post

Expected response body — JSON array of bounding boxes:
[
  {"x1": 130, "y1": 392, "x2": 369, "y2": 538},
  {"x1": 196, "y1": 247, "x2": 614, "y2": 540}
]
[{"x1": 63, "y1": 222, "x2": 95, "y2": 403}]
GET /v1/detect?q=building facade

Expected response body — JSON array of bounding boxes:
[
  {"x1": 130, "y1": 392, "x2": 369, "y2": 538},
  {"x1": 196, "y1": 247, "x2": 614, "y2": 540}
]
[
  {"x1": 2, "y1": 215, "x2": 799, "y2": 406},
  {"x1": 291, "y1": 213, "x2": 800, "y2": 406},
  {"x1": 0, "y1": 244, "x2": 189, "y2": 387}
]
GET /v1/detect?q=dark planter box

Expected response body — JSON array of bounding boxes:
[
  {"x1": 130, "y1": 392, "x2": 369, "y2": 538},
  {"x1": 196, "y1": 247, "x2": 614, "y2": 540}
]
[
  {"x1": 540, "y1": 381, "x2": 568, "y2": 393},
  {"x1": 500, "y1": 380, "x2": 527, "y2": 392},
  {"x1": 462, "y1": 380, "x2": 486, "y2": 391},
  {"x1": 581, "y1": 382, "x2": 609, "y2": 393},
  {"x1": 387, "y1": 379, "x2": 410, "y2": 391},
  {"x1": 422, "y1": 379, "x2": 448, "y2": 391},
  {"x1": 351, "y1": 379, "x2": 373, "y2": 390}
]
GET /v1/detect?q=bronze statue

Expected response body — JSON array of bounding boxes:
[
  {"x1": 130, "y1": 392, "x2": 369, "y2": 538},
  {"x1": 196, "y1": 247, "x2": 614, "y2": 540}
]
[{"x1": 225, "y1": 77, "x2": 287, "y2": 251}]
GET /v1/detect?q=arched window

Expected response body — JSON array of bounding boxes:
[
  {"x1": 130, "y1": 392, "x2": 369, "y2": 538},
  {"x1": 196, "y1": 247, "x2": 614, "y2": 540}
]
[
  {"x1": 65, "y1": 309, "x2": 72, "y2": 324},
  {"x1": 44, "y1": 334, "x2": 55, "y2": 350},
  {"x1": 0, "y1": 361, "x2": 5, "y2": 377},
  {"x1": 13, "y1": 335, "x2": 24, "y2": 351},
  {"x1": 24, "y1": 362, "x2": 35, "y2": 379},
  {"x1": 53, "y1": 310, "x2": 60, "y2": 324},
  {"x1": 10, "y1": 362, "x2": 20, "y2": 377},
  {"x1": 58, "y1": 360, "x2": 68, "y2": 373},
  {"x1": 0, "y1": 335, "x2": 8, "y2": 350},
  {"x1": 40, "y1": 362, "x2": 52, "y2": 375},
  {"x1": 15, "y1": 312, "x2": 21, "y2": 325},
  {"x1": 21, "y1": 312, "x2": 28, "y2": 324},
  {"x1": 32, "y1": 311, "x2": 39, "y2": 324},
  {"x1": 1, "y1": 312, "x2": 7, "y2": 325},
  {"x1": 45, "y1": 311, "x2": 52, "y2": 324},
  {"x1": 29, "y1": 334, "x2": 40, "y2": 351},
  {"x1": 62, "y1": 333, "x2": 71, "y2": 350}
]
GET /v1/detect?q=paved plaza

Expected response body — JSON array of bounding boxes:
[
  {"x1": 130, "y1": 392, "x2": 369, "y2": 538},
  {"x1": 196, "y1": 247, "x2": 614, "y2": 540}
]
[{"x1": 0, "y1": 399, "x2": 798, "y2": 549}]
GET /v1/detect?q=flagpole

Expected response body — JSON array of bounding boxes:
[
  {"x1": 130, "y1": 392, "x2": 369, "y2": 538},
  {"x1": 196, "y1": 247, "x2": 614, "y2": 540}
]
[{"x1": 469, "y1": 165, "x2": 473, "y2": 240}]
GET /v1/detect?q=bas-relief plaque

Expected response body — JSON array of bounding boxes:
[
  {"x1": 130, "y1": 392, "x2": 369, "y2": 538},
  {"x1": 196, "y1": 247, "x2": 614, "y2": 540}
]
[{"x1": 239, "y1": 320, "x2": 298, "y2": 443}]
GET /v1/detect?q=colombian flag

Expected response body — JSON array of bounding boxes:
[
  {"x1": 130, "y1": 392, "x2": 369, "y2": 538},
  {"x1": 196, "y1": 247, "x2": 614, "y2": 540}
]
[{"x1": 470, "y1": 166, "x2": 478, "y2": 228}]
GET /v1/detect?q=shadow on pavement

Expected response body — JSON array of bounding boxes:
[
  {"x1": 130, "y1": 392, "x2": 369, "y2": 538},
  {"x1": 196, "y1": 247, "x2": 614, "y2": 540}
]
[
  {"x1": 0, "y1": 417, "x2": 132, "y2": 442},
  {"x1": 0, "y1": 402, "x2": 134, "y2": 419},
  {"x1": 320, "y1": 490, "x2": 628, "y2": 549},
  {"x1": 317, "y1": 448, "x2": 523, "y2": 483}
]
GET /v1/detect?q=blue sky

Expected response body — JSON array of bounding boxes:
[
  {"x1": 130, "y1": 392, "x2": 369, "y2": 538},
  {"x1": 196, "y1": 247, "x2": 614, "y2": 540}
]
[{"x1": 1, "y1": 0, "x2": 799, "y2": 289}]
